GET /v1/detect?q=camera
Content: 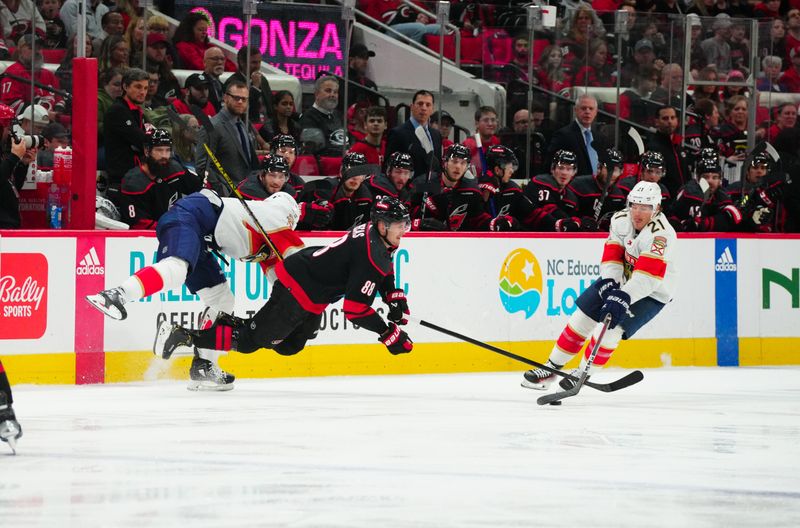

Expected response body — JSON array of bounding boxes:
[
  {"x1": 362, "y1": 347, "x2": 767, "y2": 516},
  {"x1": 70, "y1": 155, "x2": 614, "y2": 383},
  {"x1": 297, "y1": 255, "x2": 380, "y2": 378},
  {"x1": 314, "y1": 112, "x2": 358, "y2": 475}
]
[{"x1": 9, "y1": 118, "x2": 44, "y2": 148}]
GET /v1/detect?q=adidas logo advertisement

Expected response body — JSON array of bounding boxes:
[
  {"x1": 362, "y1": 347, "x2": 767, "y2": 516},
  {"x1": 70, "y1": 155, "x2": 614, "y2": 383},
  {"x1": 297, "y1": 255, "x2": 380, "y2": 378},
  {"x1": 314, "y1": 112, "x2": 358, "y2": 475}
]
[
  {"x1": 715, "y1": 246, "x2": 737, "y2": 272},
  {"x1": 77, "y1": 247, "x2": 105, "y2": 275}
]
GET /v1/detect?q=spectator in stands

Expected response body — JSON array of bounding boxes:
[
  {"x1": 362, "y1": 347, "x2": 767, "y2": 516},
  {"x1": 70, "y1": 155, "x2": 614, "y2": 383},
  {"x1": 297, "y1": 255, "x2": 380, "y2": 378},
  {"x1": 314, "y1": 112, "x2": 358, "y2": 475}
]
[
  {"x1": 785, "y1": 10, "x2": 800, "y2": 62},
  {"x1": 347, "y1": 43, "x2": 379, "y2": 107},
  {"x1": 767, "y1": 103, "x2": 797, "y2": 142},
  {"x1": 653, "y1": 0, "x2": 684, "y2": 14},
  {"x1": 620, "y1": 39, "x2": 657, "y2": 86},
  {"x1": 430, "y1": 110, "x2": 454, "y2": 149},
  {"x1": 347, "y1": 101, "x2": 369, "y2": 142},
  {"x1": 59, "y1": 0, "x2": 106, "y2": 40},
  {"x1": 685, "y1": 98, "x2": 720, "y2": 156},
  {"x1": 171, "y1": 73, "x2": 215, "y2": 128},
  {"x1": 56, "y1": 34, "x2": 93, "y2": 96},
  {"x1": 687, "y1": 0, "x2": 717, "y2": 16},
  {"x1": 559, "y1": 4, "x2": 605, "y2": 73},
  {"x1": 39, "y1": 0, "x2": 66, "y2": 49},
  {"x1": 721, "y1": 69, "x2": 748, "y2": 100},
  {"x1": 687, "y1": 14, "x2": 707, "y2": 75},
  {"x1": 170, "y1": 113, "x2": 199, "y2": 172},
  {"x1": 693, "y1": 66, "x2": 721, "y2": 105},
  {"x1": 753, "y1": 0, "x2": 781, "y2": 18},
  {"x1": 1, "y1": 0, "x2": 45, "y2": 45},
  {"x1": 15, "y1": 103, "x2": 49, "y2": 137},
  {"x1": 145, "y1": 33, "x2": 180, "y2": 102},
  {"x1": 143, "y1": 66, "x2": 166, "y2": 110},
  {"x1": 92, "y1": 10, "x2": 124, "y2": 54},
  {"x1": 195, "y1": 79, "x2": 259, "y2": 196},
  {"x1": 202, "y1": 46, "x2": 226, "y2": 111},
  {"x1": 359, "y1": 0, "x2": 441, "y2": 45},
  {"x1": 226, "y1": 45, "x2": 273, "y2": 128},
  {"x1": 349, "y1": 106, "x2": 387, "y2": 167},
  {"x1": 780, "y1": 45, "x2": 800, "y2": 92},
  {"x1": 619, "y1": 65, "x2": 659, "y2": 124},
  {"x1": 728, "y1": 22, "x2": 750, "y2": 74},
  {"x1": 463, "y1": 106, "x2": 500, "y2": 173},
  {"x1": 386, "y1": 89, "x2": 441, "y2": 179},
  {"x1": 124, "y1": 15, "x2": 143, "y2": 66},
  {"x1": 757, "y1": 55, "x2": 784, "y2": 91},
  {"x1": 97, "y1": 67, "x2": 123, "y2": 140},
  {"x1": 0, "y1": 105, "x2": 32, "y2": 229},
  {"x1": 299, "y1": 75, "x2": 346, "y2": 157},
  {"x1": 572, "y1": 38, "x2": 614, "y2": 87},
  {"x1": 114, "y1": 0, "x2": 138, "y2": 31},
  {"x1": 172, "y1": 12, "x2": 232, "y2": 73},
  {"x1": 103, "y1": 67, "x2": 150, "y2": 200},
  {"x1": 97, "y1": 34, "x2": 130, "y2": 74},
  {"x1": 759, "y1": 18, "x2": 786, "y2": 63},
  {"x1": 0, "y1": 35, "x2": 65, "y2": 118},
  {"x1": 713, "y1": 95, "x2": 749, "y2": 182},
  {"x1": 647, "y1": 105, "x2": 690, "y2": 198},
  {"x1": 258, "y1": 90, "x2": 300, "y2": 143},
  {"x1": 651, "y1": 63, "x2": 693, "y2": 114},
  {"x1": 38, "y1": 120, "x2": 68, "y2": 168},
  {"x1": 701, "y1": 15, "x2": 733, "y2": 74},
  {"x1": 534, "y1": 45, "x2": 570, "y2": 94},
  {"x1": 498, "y1": 107, "x2": 547, "y2": 180},
  {"x1": 548, "y1": 94, "x2": 606, "y2": 177}
]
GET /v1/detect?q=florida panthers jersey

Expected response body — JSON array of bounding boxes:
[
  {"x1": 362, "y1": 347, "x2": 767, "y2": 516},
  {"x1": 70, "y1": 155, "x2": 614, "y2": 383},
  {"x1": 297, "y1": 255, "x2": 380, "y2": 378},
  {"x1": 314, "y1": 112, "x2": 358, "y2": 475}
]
[{"x1": 599, "y1": 209, "x2": 677, "y2": 304}]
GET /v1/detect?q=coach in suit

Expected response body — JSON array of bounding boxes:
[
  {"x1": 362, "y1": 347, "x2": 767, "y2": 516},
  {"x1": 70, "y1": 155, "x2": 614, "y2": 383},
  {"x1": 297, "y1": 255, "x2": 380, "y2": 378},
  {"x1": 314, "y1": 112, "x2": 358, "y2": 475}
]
[
  {"x1": 195, "y1": 79, "x2": 259, "y2": 196},
  {"x1": 386, "y1": 90, "x2": 442, "y2": 178},
  {"x1": 547, "y1": 94, "x2": 607, "y2": 177}
]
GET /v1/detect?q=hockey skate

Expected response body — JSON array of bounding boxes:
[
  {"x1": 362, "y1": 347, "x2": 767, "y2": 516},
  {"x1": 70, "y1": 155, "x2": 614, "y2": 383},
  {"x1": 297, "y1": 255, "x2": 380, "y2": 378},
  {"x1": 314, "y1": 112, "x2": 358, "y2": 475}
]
[
  {"x1": 521, "y1": 360, "x2": 562, "y2": 390},
  {"x1": 187, "y1": 356, "x2": 235, "y2": 392},
  {"x1": 153, "y1": 320, "x2": 196, "y2": 360},
  {"x1": 85, "y1": 287, "x2": 128, "y2": 320},
  {"x1": 0, "y1": 393, "x2": 22, "y2": 455}
]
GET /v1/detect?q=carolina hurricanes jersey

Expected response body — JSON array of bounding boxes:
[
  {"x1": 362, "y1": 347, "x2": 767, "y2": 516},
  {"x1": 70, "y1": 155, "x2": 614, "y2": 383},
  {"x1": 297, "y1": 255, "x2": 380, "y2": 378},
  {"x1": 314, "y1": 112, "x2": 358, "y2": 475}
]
[{"x1": 599, "y1": 209, "x2": 678, "y2": 304}]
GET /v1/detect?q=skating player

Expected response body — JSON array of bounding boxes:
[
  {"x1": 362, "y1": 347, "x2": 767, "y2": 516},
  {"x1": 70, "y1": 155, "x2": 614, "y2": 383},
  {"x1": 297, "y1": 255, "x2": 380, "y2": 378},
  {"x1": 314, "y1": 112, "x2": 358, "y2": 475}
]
[
  {"x1": 154, "y1": 197, "x2": 414, "y2": 361},
  {"x1": 0, "y1": 359, "x2": 22, "y2": 454},
  {"x1": 86, "y1": 189, "x2": 303, "y2": 390},
  {"x1": 521, "y1": 181, "x2": 677, "y2": 392}
]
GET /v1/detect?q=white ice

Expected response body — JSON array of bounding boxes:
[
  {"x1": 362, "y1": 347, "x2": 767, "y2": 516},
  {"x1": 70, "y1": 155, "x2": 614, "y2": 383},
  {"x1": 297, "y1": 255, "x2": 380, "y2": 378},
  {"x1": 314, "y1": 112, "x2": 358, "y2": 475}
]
[{"x1": 2, "y1": 368, "x2": 800, "y2": 527}]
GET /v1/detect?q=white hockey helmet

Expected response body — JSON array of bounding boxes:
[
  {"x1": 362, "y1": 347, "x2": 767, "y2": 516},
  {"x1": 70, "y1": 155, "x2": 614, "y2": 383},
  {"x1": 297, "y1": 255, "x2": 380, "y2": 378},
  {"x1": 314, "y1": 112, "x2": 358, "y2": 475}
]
[
  {"x1": 627, "y1": 181, "x2": 662, "y2": 209},
  {"x1": 264, "y1": 191, "x2": 300, "y2": 230}
]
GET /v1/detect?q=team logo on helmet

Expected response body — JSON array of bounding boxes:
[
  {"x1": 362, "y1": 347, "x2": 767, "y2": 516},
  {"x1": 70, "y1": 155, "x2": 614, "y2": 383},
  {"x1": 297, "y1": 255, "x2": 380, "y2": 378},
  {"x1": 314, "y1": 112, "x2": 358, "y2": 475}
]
[
  {"x1": 487, "y1": 145, "x2": 518, "y2": 172},
  {"x1": 388, "y1": 151, "x2": 414, "y2": 171},
  {"x1": 598, "y1": 148, "x2": 623, "y2": 170},
  {"x1": 342, "y1": 151, "x2": 368, "y2": 171},
  {"x1": 444, "y1": 143, "x2": 471, "y2": 162},
  {"x1": 551, "y1": 149, "x2": 577, "y2": 169},
  {"x1": 371, "y1": 195, "x2": 410, "y2": 225},
  {"x1": 262, "y1": 154, "x2": 289, "y2": 174},
  {"x1": 749, "y1": 151, "x2": 770, "y2": 168},
  {"x1": 696, "y1": 157, "x2": 721, "y2": 175},
  {"x1": 639, "y1": 151, "x2": 665, "y2": 169},
  {"x1": 271, "y1": 134, "x2": 297, "y2": 152},
  {"x1": 146, "y1": 128, "x2": 172, "y2": 148}
]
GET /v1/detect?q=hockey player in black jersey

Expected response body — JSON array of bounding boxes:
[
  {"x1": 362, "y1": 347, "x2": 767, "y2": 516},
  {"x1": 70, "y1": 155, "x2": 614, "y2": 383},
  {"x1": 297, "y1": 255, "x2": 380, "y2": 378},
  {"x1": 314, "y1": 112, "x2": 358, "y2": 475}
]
[
  {"x1": 366, "y1": 151, "x2": 414, "y2": 207},
  {"x1": 725, "y1": 152, "x2": 782, "y2": 232},
  {"x1": 612, "y1": 151, "x2": 672, "y2": 211},
  {"x1": 119, "y1": 128, "x2": 204, "y2": 228},
  {"x1": 298, "y1": 151, "x2": 375, "y2": 230},
  {"x1": 522, "y1": 149, "x2": 582, "y2": 232},
  {"x1": 668, "y1": 157, "x2": 743, "y2": 232},
  {"x1": 410, "y1": 143, "x2": 490, "y2": 231},
  {"x1": 239, "y1": 154, "x2": 334, "y2": 230},
  {"x1": 270, "y1": 134, "x2": 305, "y2": 196},
  {"x1": 155, "y1": 196, "x2": 414, "y2": 359},
  {"x1": 569, "y1": 147, "x2": 626, "y2": 231}
]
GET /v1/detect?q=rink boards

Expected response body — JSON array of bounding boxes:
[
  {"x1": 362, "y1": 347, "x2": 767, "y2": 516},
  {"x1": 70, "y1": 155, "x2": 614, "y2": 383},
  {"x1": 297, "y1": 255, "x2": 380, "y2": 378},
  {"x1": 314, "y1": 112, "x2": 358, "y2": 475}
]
[{"x1": 1, "y1": 230, "x2": 799, "y2": 384}]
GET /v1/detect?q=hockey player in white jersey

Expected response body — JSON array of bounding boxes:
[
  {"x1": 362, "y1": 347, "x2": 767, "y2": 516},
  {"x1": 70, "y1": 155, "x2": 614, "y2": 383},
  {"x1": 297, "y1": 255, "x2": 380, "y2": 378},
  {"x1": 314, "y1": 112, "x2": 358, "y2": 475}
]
[
  {"x1": 521, "y1": 181, "x2": 677, "y2": 391},
  {"x1": 86, "y1": 189, "x2": 304, "y2": 390}
]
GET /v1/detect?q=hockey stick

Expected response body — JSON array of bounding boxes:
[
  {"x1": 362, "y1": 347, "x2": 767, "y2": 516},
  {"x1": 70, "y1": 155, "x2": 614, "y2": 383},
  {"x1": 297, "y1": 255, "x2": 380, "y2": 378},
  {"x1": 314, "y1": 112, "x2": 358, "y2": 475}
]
[
  {"x1": 202, "y1": 143, "x2": 283, "y2": 261},
  {"x1": 537, "y1": 313, "x2": 613, "y2": 405},
  {"x1": 414, "y1": 317, "x2": 643, "y2": 393}
]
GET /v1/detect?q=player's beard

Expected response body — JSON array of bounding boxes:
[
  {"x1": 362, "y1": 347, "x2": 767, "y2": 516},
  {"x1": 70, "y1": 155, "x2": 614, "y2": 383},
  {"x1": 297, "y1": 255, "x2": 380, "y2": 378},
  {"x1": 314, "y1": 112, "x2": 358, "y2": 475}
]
[{"x1": 146, "y1": 156, "x2": 170, "y2": 177}]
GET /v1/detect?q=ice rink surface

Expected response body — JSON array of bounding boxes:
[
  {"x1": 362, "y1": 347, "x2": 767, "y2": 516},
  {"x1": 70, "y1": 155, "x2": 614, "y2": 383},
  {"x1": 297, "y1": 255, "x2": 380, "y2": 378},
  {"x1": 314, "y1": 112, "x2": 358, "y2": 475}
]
[{"x1": 1, "y1": 367, "x2": 799, "y2": 528}]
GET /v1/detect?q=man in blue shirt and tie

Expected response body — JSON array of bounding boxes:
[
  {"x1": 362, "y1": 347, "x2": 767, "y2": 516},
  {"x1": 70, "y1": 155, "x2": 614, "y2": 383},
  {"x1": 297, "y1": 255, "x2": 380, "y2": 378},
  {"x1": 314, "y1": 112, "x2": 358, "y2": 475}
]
[{"x1": 547, "y1": 94, "x2": 605, "y2": 177}]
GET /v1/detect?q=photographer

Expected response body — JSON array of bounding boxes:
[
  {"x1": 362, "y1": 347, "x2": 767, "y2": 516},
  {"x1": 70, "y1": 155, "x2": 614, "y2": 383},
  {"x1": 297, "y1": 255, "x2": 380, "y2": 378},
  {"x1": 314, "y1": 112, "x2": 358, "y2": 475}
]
[{"x1": 0, "y1": 104, "x2": 38, "y2": 229}]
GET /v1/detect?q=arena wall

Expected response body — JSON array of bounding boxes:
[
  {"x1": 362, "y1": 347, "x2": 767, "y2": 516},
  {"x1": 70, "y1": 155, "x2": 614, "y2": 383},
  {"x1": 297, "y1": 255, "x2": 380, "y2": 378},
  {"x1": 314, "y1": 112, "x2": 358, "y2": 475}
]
[{"x1": 1, "y1": 231, "x2": 798, "y2": 384}]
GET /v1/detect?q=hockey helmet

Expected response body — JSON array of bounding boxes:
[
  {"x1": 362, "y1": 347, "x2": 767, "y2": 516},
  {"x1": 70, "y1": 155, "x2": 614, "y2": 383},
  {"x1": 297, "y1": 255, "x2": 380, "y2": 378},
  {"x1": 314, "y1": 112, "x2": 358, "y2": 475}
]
[
  {"x1": 271, "y1": 134, "x2": 297, "y2": 152},
  {"x1": 749, "y1": 151, "x2": 771, "y2": 168},
  {"x1": 371, "y1": 195, "x2": 410, "y2": 228},
  {"x1": 696, "y1": 157, "x2": 722, "y2": 176},
  {"x1": 443, "y1": 143, "x2": 471, "y2": 163},
  {"x1": 341, "y1": 151, "x2": 368, "y2": 172},
  {"x1": 627, "y1": 181, "x2": 662, "y2": 209},
  {"x1": 551, "y1": 149, "x2": 577, "y2": 170},
  {"x1": 261, "y1": 153, "x2": 289, "y2": 175},
  {"x1": 264, "y1": 191, "x2": 300, "y2": 230},
  {"x1": 0, "y1": 103, "x2": 15, "y2": 127},
  {"x1": 146, "y1": 128, "x2": 172, "y2": 149},
  {"x1": 486, "y1": 145, "x2": 519, "y2": 172},
  {"x1": 388, "y1": 151, "x2": 414, "y2": 172},
  {"x1": 598, "y1": 147, "x2": 623, "y2": 171},
  {"x1": 639, "y1": 151, "x2": 665, "y2": 171},
  {"x1": 699, "y1": 147, "x2": 718, "y2": 163}
]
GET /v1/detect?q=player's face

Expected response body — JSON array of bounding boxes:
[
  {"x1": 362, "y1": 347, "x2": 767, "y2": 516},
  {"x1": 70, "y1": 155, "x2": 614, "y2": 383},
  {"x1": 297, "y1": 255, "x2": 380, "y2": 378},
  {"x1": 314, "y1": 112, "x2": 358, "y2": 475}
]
[
  {"x1": 500, "y1": 163, "x2": 515, "y2": 182},
  {"x1": 746, "y1": 164, "x2": 767, "y2": 184},
  {"x1": 701, "y1": 172, "x2": 722, "y2": 193},
  {"x1": 552, "y1": 163, "x2": 576, "y2": 188},
  {"x1": 641, "y1": 166, "x2": 664, "y2": 182},
  {"x1": 381, "y1": 219, "x2": 411, "y2": 246},
  {"x1": 342, "y1": 174, "x2": 365, "y2": 193},
  {"x1": 629, "y1": 203, "x2": 655, "y2": 230},
  {"x1": 389, "y1": 167, "x2": 412, "y2": 191},
  {"x1": 445, "y1": 158, "x2": 467, "y2": 180},
  {"x1": 261, "y1": 170, "x2": 287, "y2": 194},
  {"x1": 148, "y1": 145, "x2": 171, "y2": 167},
  {"x1": 276, "y1": 146, "x2": 296, "y2": 167}
]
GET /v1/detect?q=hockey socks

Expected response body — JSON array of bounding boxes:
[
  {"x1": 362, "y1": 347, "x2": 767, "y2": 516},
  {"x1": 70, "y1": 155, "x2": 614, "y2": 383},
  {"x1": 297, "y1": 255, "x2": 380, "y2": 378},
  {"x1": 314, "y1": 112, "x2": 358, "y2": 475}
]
[{"x1": 120, "y1": 257, "x2": 189, "y2": 301}]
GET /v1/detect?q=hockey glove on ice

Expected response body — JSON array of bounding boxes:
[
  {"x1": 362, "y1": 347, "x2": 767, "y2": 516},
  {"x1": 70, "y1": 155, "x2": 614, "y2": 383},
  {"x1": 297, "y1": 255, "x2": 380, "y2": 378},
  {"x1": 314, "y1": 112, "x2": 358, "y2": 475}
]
[
  {"x1": 489, "y1": 214, "x2": 519, "y2": 232},
  {"x1": 380, "y1": 323, "x2": 413, "y2": 355},
  {"x1": 384, "y1": 289, "x2": 410, "y2": 325},
  {"x1": 601, "y1": 289, "x2": 631, "y2": 329},
  {"x1": 595, "y1": 278, "x2": 620, "y2": 302}
]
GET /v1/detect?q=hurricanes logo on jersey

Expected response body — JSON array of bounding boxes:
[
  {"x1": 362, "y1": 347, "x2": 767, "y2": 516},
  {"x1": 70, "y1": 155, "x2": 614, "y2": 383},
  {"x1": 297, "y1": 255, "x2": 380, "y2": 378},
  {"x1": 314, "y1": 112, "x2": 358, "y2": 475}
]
[{"x1": 499, "y1": 248, "x2": 543, "y2": 319}]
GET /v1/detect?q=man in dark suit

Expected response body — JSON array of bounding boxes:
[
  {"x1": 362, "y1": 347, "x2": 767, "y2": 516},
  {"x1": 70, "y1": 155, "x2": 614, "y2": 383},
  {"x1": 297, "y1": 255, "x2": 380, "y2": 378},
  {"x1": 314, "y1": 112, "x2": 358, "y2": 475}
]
[
  {"x1": 195, "y1": 80, "x2": 259, "y2": 196},
  {"x1": 547, "y1": 94, "x2": 606, "y2": 177},
  {"x1": 386, "y1": 90, "x2": 442, "y2": 179}
]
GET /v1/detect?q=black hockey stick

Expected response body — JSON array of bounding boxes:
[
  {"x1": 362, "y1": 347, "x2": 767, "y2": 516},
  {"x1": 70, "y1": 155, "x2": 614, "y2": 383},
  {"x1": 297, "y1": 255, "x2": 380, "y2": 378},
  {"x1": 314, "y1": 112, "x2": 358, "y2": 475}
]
[
  {"x1": 537, "y1": 313, "x2": 612, "y2": 405},
  {"x1": 415, "y1": 318, "x2": 643, "y2": 393},
  {"x1": 202, "y1": 143, "x2": 284, "y2": 261}
]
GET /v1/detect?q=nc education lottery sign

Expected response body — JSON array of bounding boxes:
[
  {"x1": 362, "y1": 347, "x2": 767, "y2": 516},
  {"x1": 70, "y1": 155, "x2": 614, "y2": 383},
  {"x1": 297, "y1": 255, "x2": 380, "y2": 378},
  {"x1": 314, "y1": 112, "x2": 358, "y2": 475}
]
[{"x1": 177, "y1": 1, "x2": 345, "y2": 81}]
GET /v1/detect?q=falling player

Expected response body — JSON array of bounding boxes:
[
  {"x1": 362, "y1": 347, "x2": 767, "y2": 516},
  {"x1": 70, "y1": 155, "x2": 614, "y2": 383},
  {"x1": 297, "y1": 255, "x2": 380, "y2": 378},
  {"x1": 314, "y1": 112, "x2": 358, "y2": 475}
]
[
  {"x1": 153, "y1": 197, "x2": 414, "y2": 362},
  {"x1": 521, "y1": 181, "x2": 677, "y2": 392},
  {"x1": 85, "y1": 189, "x2": 303, "y2": 390},
  {"x1": 0, "y1": 359, "x2": 22, "y2": 454}
]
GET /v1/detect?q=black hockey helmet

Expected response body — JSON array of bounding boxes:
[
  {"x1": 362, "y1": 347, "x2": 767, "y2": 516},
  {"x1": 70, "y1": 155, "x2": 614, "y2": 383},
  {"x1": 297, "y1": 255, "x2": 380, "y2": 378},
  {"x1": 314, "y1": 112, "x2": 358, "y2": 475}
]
[
  {"x1": 146, "y1": 128, "x2": 172, "y2": 148},
  {"x1": 271, "y1": 134, "x2": 297, "y2": 152},
  {"x1": 443, "y1": 143, "x2": 471, "y2": 163},
  {"x1": 341, "y1": 151, "x2": 368, "y2": 173},
  {"x1": 598, "y1": 147, "x2": 623, "y2": 171},
  {"x1": 261, "y1": 153, "x2": 289, "y2": 175},
  {"x1": 699, "y1": 147, "x2": 718, "y2": 163},
  {"x1": 696, "y1": 157, "x2": 721, "y2": 175},
  {"x1": 749, "y1": 151, "x2": 770, "y2": 168},
  {"x1": 551, "y1": 149, "x2": 577, "y2": 170},
  {"x1": 639, "y1": 151, "x2": 665, "y2": 170},
  {"x1": 486, "y1": 145, "x2": 519, "y2": 172},
  {"x1": 388, "y1": 151, "x2": 414, "y2": 172},
  {"x1": 371, "y1": 195, "x2": 410, "y2": 227}
]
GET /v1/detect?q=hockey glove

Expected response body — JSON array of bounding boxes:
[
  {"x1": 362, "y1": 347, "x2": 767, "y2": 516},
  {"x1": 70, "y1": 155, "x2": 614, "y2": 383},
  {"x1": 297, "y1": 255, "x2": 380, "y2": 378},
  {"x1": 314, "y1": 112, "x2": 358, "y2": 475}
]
[
  {"x1": 555, "y1": 217, "x2": 581, "y2": 232},
  {"x1": 489, "y1": 214, "x2": 519, "y2": 232},
  {"x1": 384, "y1": 289, "x2": 410, "y2": 325},
  {"x1": 751, "y1": 206, "x2": 772, "y2": 226},
  {"x1": 479, "y1": 181, "x2": 499, "y2": 196},
  {"x1": 411, "y1": 217, "x2": 448, "y2": 231},
  {"x1": 380, "y1": 323, "x2": 413, "y2": 354},
  {"x1": 601, "y1": 289, "x2": 631, "y2": 330},
  {"x1": 580, "y1": 217, "x2": 599, "y2": 232},
  {"x1": 300, "y1": 200, "x2": 334, "y2": 229},
  {"x1": 595, "y1": 278, "x2": 620, "y2": 302}
]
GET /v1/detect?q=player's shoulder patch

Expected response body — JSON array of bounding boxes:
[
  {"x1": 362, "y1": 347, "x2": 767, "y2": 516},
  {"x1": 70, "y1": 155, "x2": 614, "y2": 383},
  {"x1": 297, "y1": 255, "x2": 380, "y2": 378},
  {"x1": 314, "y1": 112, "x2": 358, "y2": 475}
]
[{"x1": 650, "y1": 236, "x2": 667, "y2": 256}]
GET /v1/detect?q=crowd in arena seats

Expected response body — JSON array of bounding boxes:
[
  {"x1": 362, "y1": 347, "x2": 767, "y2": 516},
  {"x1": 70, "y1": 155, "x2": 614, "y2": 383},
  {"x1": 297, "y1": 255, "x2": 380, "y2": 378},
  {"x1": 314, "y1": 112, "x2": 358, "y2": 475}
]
[{"x1": 1, "y1": 1, "x2": 800, "y2": 233}]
